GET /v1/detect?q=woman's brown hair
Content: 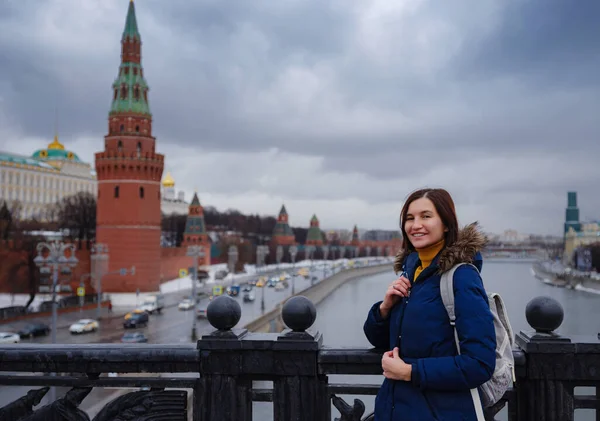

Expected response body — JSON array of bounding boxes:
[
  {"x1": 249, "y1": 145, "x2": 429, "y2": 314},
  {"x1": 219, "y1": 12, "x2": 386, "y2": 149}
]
[{"x1": 399, "y1": 188, "x2": 459, "y2": 256}]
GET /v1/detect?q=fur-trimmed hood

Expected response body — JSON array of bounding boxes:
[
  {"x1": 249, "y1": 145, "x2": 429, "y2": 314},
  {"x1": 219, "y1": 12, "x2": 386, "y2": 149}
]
[{"x1": 393, "y1": 222, "x2": 488, "y2": 274}]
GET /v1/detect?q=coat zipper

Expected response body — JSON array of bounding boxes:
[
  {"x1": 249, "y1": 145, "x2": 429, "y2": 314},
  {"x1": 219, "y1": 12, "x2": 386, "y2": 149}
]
[{"x1": 390, "y1": 270, "x2": 411, "y2": 421}]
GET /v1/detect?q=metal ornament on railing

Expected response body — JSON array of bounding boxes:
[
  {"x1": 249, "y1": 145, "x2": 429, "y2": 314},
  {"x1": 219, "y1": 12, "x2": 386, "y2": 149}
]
[
  {"x1": 332, "y1": 395, "x2": 374, "y2": 421},
  {"x1": 0, "y1": 386, "x2": 188, "y2": 421}
]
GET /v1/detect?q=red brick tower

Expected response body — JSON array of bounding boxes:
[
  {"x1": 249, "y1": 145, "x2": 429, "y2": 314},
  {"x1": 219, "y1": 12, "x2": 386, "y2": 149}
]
[
  {"x1": 351, "y1": 225, "x2": 360, "y2": 247},
  {"x1": 271, "y1": 205, "x2": 296, "y2": 246},
  {"x1": 94, "y1": 0, "x2": 164, "y2": 293}
]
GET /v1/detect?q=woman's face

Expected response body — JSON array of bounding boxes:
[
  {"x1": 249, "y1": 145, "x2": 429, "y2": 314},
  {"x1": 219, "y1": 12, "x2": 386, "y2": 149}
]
[{"x1": 404, "y1": 197, "x2": 446, "y2": 250}]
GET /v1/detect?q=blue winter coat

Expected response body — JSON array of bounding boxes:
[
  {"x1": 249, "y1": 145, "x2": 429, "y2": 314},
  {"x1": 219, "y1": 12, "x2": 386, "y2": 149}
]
[{"x1": 364, "y1": 223, "x2": 496, "y2": 421}]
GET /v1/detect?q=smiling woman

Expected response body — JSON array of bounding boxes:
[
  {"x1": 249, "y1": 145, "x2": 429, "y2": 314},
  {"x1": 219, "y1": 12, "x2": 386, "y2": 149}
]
[{"x1": 363, "y1": 188, "x2": 496, "y2": 421}]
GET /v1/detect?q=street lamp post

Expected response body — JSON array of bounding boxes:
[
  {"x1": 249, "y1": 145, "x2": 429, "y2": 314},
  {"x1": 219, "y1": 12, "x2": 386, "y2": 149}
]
[
  {"x1": 330, "y1": 246, "x2": 338, "y2": 273},
  {"x1": 186, "y1": 245, "x2": 205, "y2": 341},
  {"x1": 276, "y1": 245, "x2": 283, "y2": 272},
  {"x1": 257, "y1": 245, "x2": 269, "y2": 312},
  {"x1": 289, "y1": 245, "x2": 298, "y2": 295},
  {"x1": 304, "y1": 245, "x2": 315, "y2": 285},
  {"x1": 228, "y1": 245, "x2": 238, "y2": 287},
  {"x1": 322, "y1": 245, "x2": 329, "y2": 279},
  {"x1": 34, "y1": 240, "x2": 78, "y2": 402},
  {"x1": 91, "y1": 243, "x2": 109, "y2": 320},
  {"x1": 339, "y1": 246, "x2": 346, "y2": 270}
]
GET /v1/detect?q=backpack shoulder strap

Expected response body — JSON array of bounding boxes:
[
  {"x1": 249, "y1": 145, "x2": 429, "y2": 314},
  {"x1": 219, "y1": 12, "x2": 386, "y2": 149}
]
[
  {"x1": 439, "y1": 263, "x2": 468, "y2": 326},
  {"x1": 440, "y1": 262, "x2": 486, "y2": 421}
]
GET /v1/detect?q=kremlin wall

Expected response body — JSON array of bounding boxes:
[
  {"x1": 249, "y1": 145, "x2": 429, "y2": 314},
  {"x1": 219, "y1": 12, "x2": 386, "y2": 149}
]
[{"x1": 0, "y1": 1, "x2": 399, "y2": 296}]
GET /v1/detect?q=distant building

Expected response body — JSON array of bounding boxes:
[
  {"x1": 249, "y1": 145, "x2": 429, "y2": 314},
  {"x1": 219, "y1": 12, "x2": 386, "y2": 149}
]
[
  {"x1": 362, "y1": 229, "x2": 402, "y2": 243},
  {"x1": 498, "y1": 229, "x2": 529, "y2": 244},
  {"x1": 0, "y1": 135, "x2": 96, "y2": 220},
  {"x1": 160, "y1": 172, "x2": 188, "y2": 215},
  {"x1": 564, "y1": 191, "x2": 581, "y2": 234},
  {"x1": 563, "y1": 192, "x2": 600, "y2": 260}
]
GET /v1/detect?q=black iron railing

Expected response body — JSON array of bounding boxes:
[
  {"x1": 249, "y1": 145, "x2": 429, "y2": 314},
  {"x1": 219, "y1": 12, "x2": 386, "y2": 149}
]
[{"x1": 0, "y1": 294, "x2": 599, "y2": 421}]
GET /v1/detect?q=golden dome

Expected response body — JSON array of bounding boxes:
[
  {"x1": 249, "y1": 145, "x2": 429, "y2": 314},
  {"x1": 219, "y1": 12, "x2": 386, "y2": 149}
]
[
  {"x1": 162, "y1": 172, "x2": 175, "y2": 187},
  {"x1": 47, "y1": 135, "x2": 65, "y2": 150}
]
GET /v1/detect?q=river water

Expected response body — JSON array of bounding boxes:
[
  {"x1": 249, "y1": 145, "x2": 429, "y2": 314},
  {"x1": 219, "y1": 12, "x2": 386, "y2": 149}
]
[{"x1": 254, "y1": 260, "x2": 599, "y2": 420}]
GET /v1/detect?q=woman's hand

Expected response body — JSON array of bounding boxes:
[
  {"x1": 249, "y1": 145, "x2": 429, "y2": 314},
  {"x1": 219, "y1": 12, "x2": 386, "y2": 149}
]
[
  {"x1": 381, "y1": 347, "x2": 412, "y2": 381},
  {"x1": 379, "y1": 275, "x2": 411, "y2": 319}
]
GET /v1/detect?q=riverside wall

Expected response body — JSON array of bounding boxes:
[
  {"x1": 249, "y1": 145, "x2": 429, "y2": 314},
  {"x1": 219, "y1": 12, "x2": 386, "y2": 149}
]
[{"x1": 243, "y1": 263, "x2": 392, "y2": 333}]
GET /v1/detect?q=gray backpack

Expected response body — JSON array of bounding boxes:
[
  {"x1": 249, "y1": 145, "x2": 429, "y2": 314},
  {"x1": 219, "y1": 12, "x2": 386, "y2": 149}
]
[{"x1": 440, "y1": 263, "x2": 515, "y2": 420}]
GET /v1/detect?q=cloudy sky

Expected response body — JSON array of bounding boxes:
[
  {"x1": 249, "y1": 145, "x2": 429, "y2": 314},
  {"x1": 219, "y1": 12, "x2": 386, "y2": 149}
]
[{"x1": 0, "y1": 0, "x2": 598, "y2": 235}]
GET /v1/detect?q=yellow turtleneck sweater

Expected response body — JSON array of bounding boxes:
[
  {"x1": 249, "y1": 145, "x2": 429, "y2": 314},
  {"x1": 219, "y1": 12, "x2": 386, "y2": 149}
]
[{"x1": 414, "y1": 239, "x2": 445, "y2": 280}]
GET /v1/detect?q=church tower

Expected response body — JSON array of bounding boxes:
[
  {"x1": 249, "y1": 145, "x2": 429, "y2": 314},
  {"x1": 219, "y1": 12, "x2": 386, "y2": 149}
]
[{"x1": 94, "y1": 0, "x2": 164, "y2": 293}]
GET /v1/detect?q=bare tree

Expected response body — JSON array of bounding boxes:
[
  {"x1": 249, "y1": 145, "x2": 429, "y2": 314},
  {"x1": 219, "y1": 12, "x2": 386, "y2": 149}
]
[
  {"x1": 0, "y1": 201, "x2": 14, "y2": 240},
  {"x1": 161, "y1": 213, "x2": 187, "y2": 247},
  {"x1": 54, "y1": 192, "x2": 96, "y2": 242}
]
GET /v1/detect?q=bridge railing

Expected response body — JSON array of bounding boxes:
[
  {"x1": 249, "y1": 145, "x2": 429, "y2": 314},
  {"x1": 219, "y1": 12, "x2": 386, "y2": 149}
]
[{"x1": 0, "y1": 295, "x2": 598, "y2": 421}]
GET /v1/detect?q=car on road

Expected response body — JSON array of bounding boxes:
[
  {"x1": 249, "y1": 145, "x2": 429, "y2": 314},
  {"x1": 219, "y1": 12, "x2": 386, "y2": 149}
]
[
  {"x1": 121, "y1": 332, "x2": 148, "y2": 343},
  {"x1": 196, "y1": 300, "x2": 209, "y2": 318},
  {"x1": 226, "y1": 285, "x2": 240, "y2": 297},
  {"x1": 0, "y1": 332, "x2": 20, "y2": 343},
  {"x1": 123, "y1": 311, "x2": 149, "y2": 329},
  {"x1": 243, "y1": 290, "x2": 255, "y2": 302},
  {"x1": 178, "y1": 299, "x2": 194, "y2": 311},
  {"x1": 17, "y1": 322, "x2": 50, "y2": 338},
  {"x1": 69, "y1": 319, "x2": 99, "y2": 334},
  {"x1": 140, "y1": 293, "x2": 165, "y2": 314},
  {"x1": 124, "y1": 309, "x2": 147, "y2": 319}
]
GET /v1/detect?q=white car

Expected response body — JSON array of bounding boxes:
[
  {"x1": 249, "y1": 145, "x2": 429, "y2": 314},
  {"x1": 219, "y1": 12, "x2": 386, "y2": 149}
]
[
  {"x1": 0, "y1": 332, "x2": 20, "y2": 344},
  {"x1": 69, "y1": 319, "x2": 99, "y2": 334},
  {"x1": 178, "y1": 299, "x2": 194, "y2": 311}
]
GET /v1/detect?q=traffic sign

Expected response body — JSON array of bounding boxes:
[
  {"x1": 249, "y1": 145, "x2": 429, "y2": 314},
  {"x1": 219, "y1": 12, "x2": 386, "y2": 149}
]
[
  {"x1": 77, "y1": 287, "x2": 85, "y2": 297},
  {"x1": 179, "y1": 268, "x2": 188, "y2": 278}
]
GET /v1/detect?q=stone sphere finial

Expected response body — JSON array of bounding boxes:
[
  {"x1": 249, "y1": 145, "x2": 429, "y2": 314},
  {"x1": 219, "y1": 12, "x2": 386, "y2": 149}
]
[
  {"x1": 206, "y1": 295, "x2": 241, "y2": 331},
  {"x1": 525, "y1": 296, "x2": 564, "y2": 333},
  {"x1": 282, "y1": 296, "x2": 317, "y2": 332}
]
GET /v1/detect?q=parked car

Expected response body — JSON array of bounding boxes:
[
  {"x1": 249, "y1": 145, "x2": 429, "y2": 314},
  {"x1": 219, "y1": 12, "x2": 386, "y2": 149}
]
[
  {"x1": 178, "y1": 299, "x2": 194, "y2": 311},
  {"x1": 0, "y1": 332, "x2": 20, "y2": 343},
  {"x1": 18, "y1": 322, "x2": 50, "y2": 338},
  {"x1": 121, "y1": 332, "x2": 148, "y2": 343},
  {"x1": 123, "y1": 311, "x2": 149, "y2": 329},
  {"x1": 69, "y1": 319, "x2": 99, "y2": 334}
]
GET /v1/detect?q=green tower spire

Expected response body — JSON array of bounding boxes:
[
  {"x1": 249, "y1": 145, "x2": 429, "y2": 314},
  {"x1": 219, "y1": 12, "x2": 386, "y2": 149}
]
[
  {"x1": 109, "y1": 0, "x2": 151, "y2": 116},
  {"x1": 123, "y1": 0, "x2": 140, "y2": 41}
]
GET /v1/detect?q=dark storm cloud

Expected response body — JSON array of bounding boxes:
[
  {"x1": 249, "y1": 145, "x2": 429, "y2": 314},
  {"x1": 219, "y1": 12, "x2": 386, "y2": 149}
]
[
  {"x1": 0, "y1": 0, "x2": 599, "y2": 233},
  {"x1": 454, "y1": 0, "x2": 600, "y2": 88}
]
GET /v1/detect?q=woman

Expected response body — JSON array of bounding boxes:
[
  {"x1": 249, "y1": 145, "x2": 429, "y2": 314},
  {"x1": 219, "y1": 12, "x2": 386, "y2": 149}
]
[{"x1": 364, "y1": 188, "x2": 496, "y2": 421}]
